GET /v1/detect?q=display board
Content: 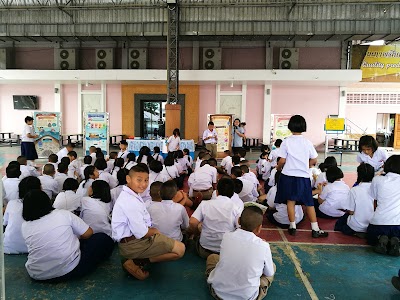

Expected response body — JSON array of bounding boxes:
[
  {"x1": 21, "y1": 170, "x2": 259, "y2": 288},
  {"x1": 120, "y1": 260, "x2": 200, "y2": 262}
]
[
  {"x1": 272, "y1": 114, "x2": 292, "y2": 141},
  {"x1": 33, "y1": 112, "x2": 61, "y2": 158},
  {"x1": 325, "y1": 118, "x2": 345, "y2": 132},
  {"x1": 210, "y1": 114, "x2": 233, "y2": 157},
  {"x1": 83, "y1": 112, "x2": 109, "y2": 155}
]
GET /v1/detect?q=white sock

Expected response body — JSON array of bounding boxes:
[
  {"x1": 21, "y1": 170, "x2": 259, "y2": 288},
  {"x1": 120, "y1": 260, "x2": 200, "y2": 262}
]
[
  {"x1": 289, "y1": 222, "x2": 296, "y2": 229},
  {"x1": 311, "y1": 222, "x2": 320, "y2": 231}
]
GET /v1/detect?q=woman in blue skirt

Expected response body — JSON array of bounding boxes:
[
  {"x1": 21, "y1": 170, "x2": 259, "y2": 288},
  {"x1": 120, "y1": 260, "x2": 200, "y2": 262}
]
[
  {"x1": 275, "y1": 115, "x2": 328, "y2": 238},
  {"x1": 21, "y1": 116, "x2": 38, "y2": 162}
]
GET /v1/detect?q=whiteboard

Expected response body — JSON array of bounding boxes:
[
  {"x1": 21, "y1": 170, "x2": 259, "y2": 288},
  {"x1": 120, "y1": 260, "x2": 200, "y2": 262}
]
[{"x1": 82, "y1": 94, "x2": 102, "y2": 113}]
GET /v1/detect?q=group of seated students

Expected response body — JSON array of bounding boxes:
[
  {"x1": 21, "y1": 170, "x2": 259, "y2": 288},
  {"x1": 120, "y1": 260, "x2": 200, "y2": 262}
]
[{"x1": 1, "y1": 133, "x2": 400, "y2": 298}]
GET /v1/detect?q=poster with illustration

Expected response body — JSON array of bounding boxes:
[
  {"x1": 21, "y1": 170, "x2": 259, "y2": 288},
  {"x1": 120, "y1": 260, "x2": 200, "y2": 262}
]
[
  {"x1": 83, "y1": 112, "x2": 109, "y2": 155},
  {"x1": 210, "y1": 114, "x2": 233, "y2": 158},
  {"x1": 272, "y1": 115, "x2": 292, "y2": 141},
  {"x1": 33, "y1": 112, "x2": 61, "y2": 158}
]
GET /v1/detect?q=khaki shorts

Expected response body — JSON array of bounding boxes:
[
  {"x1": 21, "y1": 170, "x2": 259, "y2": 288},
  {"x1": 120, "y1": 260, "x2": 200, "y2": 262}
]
[{"x1": 119, "y1": 233, "x2": 175, "y2": 260}]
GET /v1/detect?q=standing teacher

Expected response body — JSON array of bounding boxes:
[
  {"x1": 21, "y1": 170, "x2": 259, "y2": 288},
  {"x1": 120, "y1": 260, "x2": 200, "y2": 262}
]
[
  {"x1": 203, "y1": 121, "x2": 218, "y2": 159},
  {"x1": 167, "y1": 128, "x2": 181, "y2": 153},
  {"x1": 232, "y1": 118, "x2": 246, "y2": 155},
  {"x1": 21, "y1": 116, "x2": 38, "y2": 163}
]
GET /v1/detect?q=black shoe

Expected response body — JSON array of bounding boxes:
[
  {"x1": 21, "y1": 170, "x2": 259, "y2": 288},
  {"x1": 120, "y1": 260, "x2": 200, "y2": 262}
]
[
  {"x1": 389, "y1": 237, "x2": 400, "y2": 256},
  {"x1": 374, "y1": 235, "x2": 389, "y2": 254},
  {"x1": 288, "y1": 228, "x2": 297, "y2": 236},
  {"x1": 392, "y1": 276, "x2": 400, "y2": 292},
  {"x1": 312, "y1": 230, "x2": 329, "y2": 238}
]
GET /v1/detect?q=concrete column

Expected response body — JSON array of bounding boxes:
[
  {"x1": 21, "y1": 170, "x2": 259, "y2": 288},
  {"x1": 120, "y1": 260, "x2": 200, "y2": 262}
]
[
  {"x1": 165, "y1": 104, "x2": 181, "y2": 137},
  {"x1": 263, "y1": 84, "x2": 272, "y2": 145},
  {"x1": 54, "y1": 82, "x2": 62, "y2": 112}
]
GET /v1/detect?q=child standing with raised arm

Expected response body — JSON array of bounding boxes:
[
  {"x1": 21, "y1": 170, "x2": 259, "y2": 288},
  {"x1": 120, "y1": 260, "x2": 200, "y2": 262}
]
[{"x1": 275, "y1": 115, "x2": 328, "y2": 238}]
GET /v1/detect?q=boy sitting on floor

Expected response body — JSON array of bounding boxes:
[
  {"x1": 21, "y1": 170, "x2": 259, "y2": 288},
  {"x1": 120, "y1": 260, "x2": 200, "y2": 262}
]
[
  {"x1": 206, "y1": 206, "x2": 275, "y2": 300},
  {"x1": 111, "y1": 165, "x2": 185, "y2": 280}
]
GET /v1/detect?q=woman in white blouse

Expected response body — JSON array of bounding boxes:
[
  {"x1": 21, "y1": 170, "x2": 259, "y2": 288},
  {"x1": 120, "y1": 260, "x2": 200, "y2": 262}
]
[{"x1": 21, "y1": 116, "x2": 39, "y2": 163}]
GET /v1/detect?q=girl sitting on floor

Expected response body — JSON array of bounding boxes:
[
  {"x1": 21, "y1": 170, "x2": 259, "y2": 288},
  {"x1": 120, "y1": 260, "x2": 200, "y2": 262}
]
[
  {"x1": 53, "y1": 178, "x2": 81, "y2": 214},
  {"x1": 76, "y1": 166, "x2": 99, "y2": 197}
]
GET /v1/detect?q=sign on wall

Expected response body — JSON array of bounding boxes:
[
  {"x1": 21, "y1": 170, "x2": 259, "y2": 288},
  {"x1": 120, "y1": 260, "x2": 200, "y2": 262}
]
[
  {"x1": 210, "y1": 114, "x2": 233, "y2": 155},
  {"x1": 272, "y1": 114, "x2": 292, "y2": 141},
  {"x1": 33, "y1": 112, "x2": 61, "y2": 158},
  {"x1": 83, "y1": 112, "x2": 109, "y2": 155}
]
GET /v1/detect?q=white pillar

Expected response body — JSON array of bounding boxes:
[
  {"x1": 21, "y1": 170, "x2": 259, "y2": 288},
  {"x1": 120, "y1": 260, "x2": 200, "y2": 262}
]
[
  {"x1": 54, "y1": 82, "x2": 62, "y2": 112},
  {"x1": 338, "y1": 87, "x2": 347, "y2": 118},
  {"x1": 263, "y1": 84, "x2": 272, "y2": 145},
  {"x1": 77, "y1": 83, "x2": 82, "y2": 134},
  {"x1": 241, "y1": 83, "x2": 247, "y2": 122}
]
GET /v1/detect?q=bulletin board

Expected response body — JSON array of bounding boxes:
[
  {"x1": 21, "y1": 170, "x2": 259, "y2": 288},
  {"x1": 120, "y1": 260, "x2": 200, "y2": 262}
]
[
  {"x1": 33, "y1": 112, "x2": 61, "y2": 158},
  {"x1": 325, "y1": 118, "x2": 345, "y2": 132},
  {"x1": 272, "y1": 114, "x2": 292, "y2": 141},
  {"x1": 210, "y1": 114, "x2": 233, "y2": 158},
  {"x1": 83, "y1": 112, "x2": 110, "y2": 155}
]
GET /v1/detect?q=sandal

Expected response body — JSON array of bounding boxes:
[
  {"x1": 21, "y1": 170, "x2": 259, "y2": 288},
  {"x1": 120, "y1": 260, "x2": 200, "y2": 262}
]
[{"x1": 123, "y1": 259, "x2": 150, "y2": 280}]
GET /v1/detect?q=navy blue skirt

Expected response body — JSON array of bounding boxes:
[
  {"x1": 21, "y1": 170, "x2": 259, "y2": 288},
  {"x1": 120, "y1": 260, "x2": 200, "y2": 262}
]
[
  {"x1": 367, "y1": 224, "x2": 400, "y2": 246},
  {"x1": 21, "y1": 142, "x2": 38, "y2": 160},
  {"x1": 275, "y1": 173, "x2": 314, "y2": 206}
]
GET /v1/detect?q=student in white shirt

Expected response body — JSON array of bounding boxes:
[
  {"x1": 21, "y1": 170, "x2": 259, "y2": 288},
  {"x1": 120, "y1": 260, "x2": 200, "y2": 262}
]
[
  {"x1": 110, "y1": 169, "x2": 127, "y2": 210},
  {"x1": 194, "y1": 151, "x2": 210, "y2": 172},
  {"x1": 80, "y1": 156, "x2": 93, "y2": 180},
  {"x1": 188, "y1": 159, "x2": 217, "y2": 201},
  {"x1": 3, "y1": 176, "x2": 41, "y2": 254},
  {"x1": 268, "y1": 139, "x2": 282, "y2": 168},
  {"x1": 39, "y1": 164, "x2": 59, "y2": 200},
  {"x1": 182, "y1": 148, "x2": 193, "y2": 175},
  {"x1": 3, "y1": 164, "x2": 21, "y2": 206},
  {"x1": 117, "y1": 140, "x2": 129, "y2": 162},
  {"x1": 77, "y1": 166, "x2": 99, "y2": 197},
  {"x1": 202, "y1": 122, "x2": 218, "y2": 159},
  {"x1": 367, "y1": 155, "x2": 400, "y2": 255},
  {"x1": 357, "y1": 135, "x2": 388, "y2": 172},
  {"x1": 80, "y1": 180, "x2": 112, "y2": 237},
  {"x1": 95, "y1": 158, "x2": 118, "y2": 189},
  {"x1": 206, "y1": 206, "x2": 275, "y2": 300},
  {"x1": 189, "y1": 178, "x2": 242, "y2": 258},
  {"x1": 161, "y1": 155, "x2": 180, "y2": 181},
  {"x1": 53, "y1": 178, "x2": 81, "y2": 213},
  {"x1": 56, "y1": 143, "x2": 75, "y2": 163},
  {"x1": 167, "y1": 128, "x2": 181, "y2": 153},
  {"x1": 335, "y1": 163, "x2": 375, "y2": 235},
  {"x1": 67, "y1": 151, "x2": 83, "y2": 180},
  {"x1": 147, "y1": 181, "x2": 189, "y2": 241},
  {"x1": 257, "y1": 152, "x2": 271, "y2": 182},
  {"x1": 231, "y1": 166, "x2": 258, "y2": 203},
  {"x1": 21, "y1": 190, "x2": 114, "y2": 281},
  {"x1": 314, "y1": 156, "x2": 337, "y2": 189},
  {"x1": 124, "y1": 153, "x2": 137, "y2": 170},
  {"x1": 111, "y1": 164, "x2": 185, "y2": 280},
  {"x1": 17, "y1": 156, "x2": 40, "y2": 179},
  {"x1": 220, "y1": 150, "x2": 233, "y2": 175},
  {"x1": 21, "y1": 116, "x2": 39, "y2": 162},
  {"x1": 152, "y1": 146, "x2": 164, "y2": 165},
  {"x1": 106, "y1": 152, "x2": 118, "y2": 173},
  {"x1": 42, "y1": 154, "x2": 59, "y2": 175},
  {"x1": 88, "y1": 146, "x2": 97, "y2": 166},
  {"x1": 140, "y1": 161, "x2": 168, "y2": 204},
  {"x1": 241, "y1": 165, "x2": 261, "y2": 194},
  {"x1": 316, "y1": 166, "x2": 350, "y2": 218},
  {"x1": 136, "y1": 146, "x2": 154, "y2": 166}
]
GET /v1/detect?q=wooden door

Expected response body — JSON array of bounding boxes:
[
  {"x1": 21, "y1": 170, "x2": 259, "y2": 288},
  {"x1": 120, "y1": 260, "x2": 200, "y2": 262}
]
[{"x1": 394, "y1": 114, "x2": 400, "y2": 149}]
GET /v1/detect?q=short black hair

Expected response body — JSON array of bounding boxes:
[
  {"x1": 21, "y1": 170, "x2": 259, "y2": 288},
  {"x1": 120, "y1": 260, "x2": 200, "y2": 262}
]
[
  {"x1": 96, "y1": 151, "x2": 105, "y2": 159},
  {"x1": 358, "y1": 135, "x2": 378, "y2": 153},
  {"x1": 116, "y1": 168, "x2": 127, "y2": 186},
  {"x1": 240, "y1": 206, "x2": 263, "y2": 232},
  {"x1": 288, "y1": 115, "x2": 307, "y2": 133},
  {"x1": 109, "y1": 151, "x2": 118, "y2": 159},
  {"x1": 173, "y1": 128, "x2": 180, "y2": 136},
  {"x1": 319, "y1": 156, "x2": 337, "y2": 172},
  {"x1": 200, "y1": 160, "x2": 209, "y2": 167},
  {"x1": 183, "y1": 148, "x2": 189, "y2": 154},
  {"x1": 63, "y1": 178, "x2": 79, "y2": 191},
  {"x1": 233, "y1": 178, "x2": 243, "y2": 194},
  {"x1": 217, "y1": 178, "x2": 234, "y2": 198},
  {"x1": 114, "y1": 157, "x2": 125, "y2": 168},
  {"x1": 208, "y1": 158, "x2": 217, "y2": 167},
  {"x1": 153, "y1": 146, "x2": 161, "y2": 153},
  {"x1": 127, "y1": 152, "x2": 136, "y2": 162},
  {"x1": 7, "y1": 161, "x2": 20, "y2": 167},
  {"x1": 66, "y1": 143, "x2": 75, "y2": 148},
  {"x1": 384, "y1": 155, "x2": 400, "y2": 175},
  {"x1": 61, "y1": 156, "x2": 70, "y2": 166},
  {"x1": 149, "y1": 160, "x2": 163, "y2": 173},
  {"x1": 48, "y1": 154, "x2": 58, "y2": 163},
  {"x1": 17, "y1": 156, "x2": 27, "y2": 165},
  {"x1": 356, "y1": 163, "x2": 375, "y2": 184},
  {"x1": 240, "y1": 165, "x2": 249, "y2": 174},
  {"x1": 91, "y1": 180, "x2": 111, "y2": 203},
  {"x1": 238, "y1": 148, "x2": 247, "y2": 158},
  {"x1": 150, "y1": 181, "x2": 163, "y2": 199},
  {"x1": 160, "y1": 180, "x2": 178, "y2": 200},
  {"x1": 326, "y1": 166, "x2": 344, "y2": 183},
  {"x1": 223, "y1": 149, "x2": 231, "y2": 155},
  {"x1": 198, "y1": 151, "x2": 208, "y2": 160},
  {"x1": 6, "y1": 164, "x2": 21, "y2": 178},
  {"x1": 57, "y1": 163, "x2": 68, "y2": 173},
  {"x1": 274, "y1": 139, "x2": 283, "y2": 147},
  {"x1": 128, "y1": 164, "x2": 149, "y2": 176},
  {"x1": 83, "y1": 155, "x2": 93, "y2": 165},
  {"x1": 174, "y1": 150, "x2": 184, "y2": 159},
  {"x1": 19, "y1": 176, "x2": 41, "y2": 199},
  {"x1": 43, "y1": 163, "x2": 55, "y2": 175},
  {"x1": 24, "y1": 116, "x2": 34, "y2": 123},
  {"x1": 94, "y1": 158, "x2": 107, "y2": 170},
  {"x1": 232, "y1": 155, "x2": 241, "y2": 165},
  {"x1": 164, "y1": 155, "x2": 175, "y2": 167},
  {"x1": 208, "y1": 121, "x2": 214, "y2": 126},
  {"x1": 120, "y1": 139, "x2": 128, "y2": 145},
  {"x1": 22, "y1": 190, "x2": 54, "y2": 221},
  {"x1": 231, "y1": 166, "x2": 243, "y2": 178},
  {"x1": 83, "y1": 165, "x2": 96, "y2": 181}
]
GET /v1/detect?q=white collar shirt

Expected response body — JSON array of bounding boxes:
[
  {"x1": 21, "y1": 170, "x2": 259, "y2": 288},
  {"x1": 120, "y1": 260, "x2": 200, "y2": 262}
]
[
  {"x1": 221, "y1": 156, "x2": 233, "y2": 175},
  {"x1": 98, "y1": 170, "x2": 118, "y2": 189},
  {"x1": 39, "y1": 175, "x2": 59, "y2": 200},
  {"x1": 268, "y1": 168, "x2": 277, "y2": 187},
  {"x1": 268, "y1": 148, "x2": 280, "y2": 168},
  {"x1": 319, "y1": 181, "x2": 350, "y2": 217},
  {"x1": 273, "y1": 204, "x2": 304, "y2": 225},
  {"x1": 190, "y1": 165, "x2": 217, "y2": 191},
  {"x1": 68, "y1": 159, "x2": 83, "y2": 179},
  {"x1": 118, "y1": 150, "x2": 129, "y2": 162},
  {"x1": 167, "y1": 136, "x2": 181, "y2": 152},
  {"x1": 90, "y1": 153, "x2": 97, "y2": 165},
  {"x1": 152, "y1": 153, "x2": 164, "y2": 164},
  {"x1": 110, "y1": 185, "x2": 124, "y2": 211},
  {"x1": 80, "y1": 164, "x2": 90, "y2": 180},
  {"x1": 238, "y1": 177, "x2": 258, "y2": 203},
  {"x1": 21, "y1": 124, "x2": 35, "y2": 142},
  {"x1": 202, "y1": 129, "x2": 218, "y2": 144},
  {"x1": 76, "y1": 178, "x2": 94, "y2": 198},
  {"x1": 53, "y1": 190, "x2": 82, "y2": 212},
  {"x1": 356, "y1": 148, "x2": 388, "y2": 171},
  {"x1": 19, "y1": 165, "x2": 40, "y2": 180},
  {"x1": 106, "y1": 159, "x2": 115, "y2": 173},
  {"x1": 56, "y1": 147, "x2": 69, "y2": 163},
  {"x1": 3, "y1": 199, "x2": 27, "y2": 254},
  {"x1": 3, "y1": 178, "x2": 20, "y2": 205},
  {"x1": 80, "y1": 197, "x2": 112, "y2": 237},
  {"x1": 161, "y1": 165, "x2": 180, "y2": 180}
]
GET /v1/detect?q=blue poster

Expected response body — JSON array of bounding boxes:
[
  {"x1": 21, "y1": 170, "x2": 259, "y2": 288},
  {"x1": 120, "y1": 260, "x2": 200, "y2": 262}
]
[
  {"x1": 83, "y1": 112, "x2": 109, "y2": 155},
  {"x1": 33, "y1": 112, "x2": 61, "y2": 158}
]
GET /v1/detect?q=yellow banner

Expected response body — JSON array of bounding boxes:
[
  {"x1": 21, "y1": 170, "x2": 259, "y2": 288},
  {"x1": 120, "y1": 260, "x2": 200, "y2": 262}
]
[
  {"x1": 325, "y1": 118, "x2": 345, "y2": 131},
  {"x1": 361, "y1": 45, "x2": 400, "y2": 79}
]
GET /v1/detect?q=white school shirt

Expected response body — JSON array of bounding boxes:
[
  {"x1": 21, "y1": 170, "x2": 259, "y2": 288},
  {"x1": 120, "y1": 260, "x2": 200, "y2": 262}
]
[
  {"x1": 3, "y1": 199, "x2": 28, "y2": 254},
  {"x1": 310, "y1": 167, "x2": 321, "y2": 187},
  {"x1": 68, "y1": 159, "x2": 83, "y2": 179},
  {"x1": 19, "y1": 165, "x2": 40, "y2": 180},
  {"x1": 21, "y1": 124, "x2": 35, "y2": 142},
  {"x1": 188, "y1": 164, "x2": 217, "y2": 197},
  {"x1": 221, "y1": 156, "x2": 233, "y2": 175},
  {"x1": 238, "y1": 177, "x2": 258, "y2": 203},
  {"x1": 111, "y1": 186, "x2": 152, "y2": 241},
  {"x1": 161, "y1": 165, "x2": 180, "y2": 180},
  {"x1": 56, "y1": 147, "x2": 69, "y2": 163},
  {"x1": 202, "y1": 129, "x2": 218, "y2": 144},
  {"x1": 80, "y1": 164, "x2": 90, "y2": 180},
  {"x1": 314, "y1": 172, "x2": 327, "y2": 189},
  {"x1": 90, "y1": 153, "x2": 97, "y2": 166},
  {"x1": 124, "y1": 161, "x2": 137, "y2": 170},
  {"x1": 242, "y1": 172, "x2": 259, "y2": 191},
  {"x1": 342, "y1": 182, "x2": 374, "y2": 232},
  {"x1": 319, "y1": 180, "x2": 350, "y2": 217},
  {"x1": 22, "y1": 209, "x2": 89, "y2": 280},
  {"x1": 111, "y1": 166, "x2": 121, "y2": 179},
  {"x1": 207, "y1": 229, "x2": 275, "y2": 300},
  {"x1": 258, "y1": 159, "x2": 271, "y2": 181},
  {"x1": 110, "y1": 185, "x2": 124, "y2": 211},
  {"x1": 39, "y1": 175, "x2": 59, "y2": 200},
  {"x1": 274, "y1": 204, "x2": 304, "y2": 225},
  {"x1": 53, "y1": 190, "x2": 81, "y2": 212},
  {"x1": 137, "y1": 155, "x2": 150, "y2": 165},
  {"x1": 106, "y1": 159, "x2": 115, "y2": 173},
  {"x1": 268, "y1": 148, "x2": 280, "y2": 168},
  {"x1": 167, "y1": 135, "x2": 181, "y2": 152},
  {"x1": 268, "y1": 168, "x2": 277, "y2": 187},
  {"x1": 76, "y1": 179, "x2": 94, "y2": 197},
  {"x1": 42, "y1": 162, "x2": 58, "y2": 175},
  {"x1": 194, "y1": 158, "x2": 202, "y2": 172},
  {"x1": 210, "y1": 191, "x2": 244, "y2": 213},
  {"x1": 118, "y1": 149, "x2": 129, "y2": 162},
  {"x1": 267, "y1": 185, "x2": 277, "y2": 208},
  {"x1": 278, "y1": 135, "x2": 318, "y2": 178},
  {"x1": 80, "y1": 197, "x2": 112, "y2": 237},
  {"x1": 370, "y1": 173, "x2": 400, "y2": 225},
  {"x1": 140, "y1": 171, "x2": 169, "y2": 205},
  {"x1": 3, "y1": 178, "x2": 20, "y2": 205},
  {"x1": 191, "y1": 195, "x2": 241, "y2": 252},
  {"x1": 177, "y1": 157, "x2": 191, "y2": 173},
  {"x1": 147, "y1": 200, "x2": 189, "y2": 241},
  {"x1": 98, "y1": 170, "x2": 118, "y2": 189},
  {"x1": 152, "y1": 153, "x2": 164, "y2": 164},
  {"x1": 356, "y1": 147, "x2": 388, "y2": 171}
]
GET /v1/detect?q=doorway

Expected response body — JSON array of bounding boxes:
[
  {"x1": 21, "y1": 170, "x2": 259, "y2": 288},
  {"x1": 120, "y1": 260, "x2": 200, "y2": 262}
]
[
  {"x1": 140, "y1": 101, "x2": 166, "y2": 139},
  {"x1": 376, "y1": 113, "x2": 395, "y2": 147}
]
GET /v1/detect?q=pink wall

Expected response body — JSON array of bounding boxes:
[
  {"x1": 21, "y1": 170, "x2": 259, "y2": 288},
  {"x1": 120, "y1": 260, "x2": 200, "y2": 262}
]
[
  {"x1": 220, "y1": 84, "x2": 242, "y2": 92},
  {"x1": 199, "y1": 85, "x2": 216, "y2": 137},
  {"x1": 15, "y1": 48, "x2": 54, "y2": 70},
  {"x1": 271, "y1": 86, "x2": 340, "y2": 148},
  {"x1": 62, "y1": 84, "x2": 79, "y2": 134},
  {"x1": 0, "y1": 84, "x2": 55, "y2": 133},
  {"x1": 222, "y1": 48, "x2": 266, "y2": 69},
  {"x1": 106, "y1": 83, "x2": 122, "y2": 133},
  {"x1": 245, "y1": 85, "x2": 264, "y2": 138},
  {"x1": 298, "y1": 47, "x2": 341, "y2": 69}
]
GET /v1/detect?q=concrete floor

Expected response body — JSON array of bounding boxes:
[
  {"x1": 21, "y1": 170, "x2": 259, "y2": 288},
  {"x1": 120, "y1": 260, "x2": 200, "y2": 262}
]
[{"x1": 1, "y1": 145, "x2": 400, "y2": 299}]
